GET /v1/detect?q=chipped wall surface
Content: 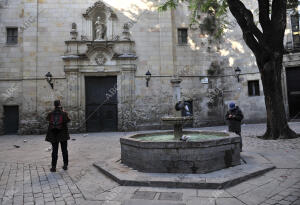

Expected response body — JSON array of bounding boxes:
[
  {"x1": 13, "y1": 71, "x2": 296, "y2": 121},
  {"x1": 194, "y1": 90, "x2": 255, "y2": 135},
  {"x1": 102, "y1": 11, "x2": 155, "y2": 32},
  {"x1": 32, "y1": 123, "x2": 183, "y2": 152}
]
[{"x1": 0, "y1": 0, "x2": 295, "y2": 134}]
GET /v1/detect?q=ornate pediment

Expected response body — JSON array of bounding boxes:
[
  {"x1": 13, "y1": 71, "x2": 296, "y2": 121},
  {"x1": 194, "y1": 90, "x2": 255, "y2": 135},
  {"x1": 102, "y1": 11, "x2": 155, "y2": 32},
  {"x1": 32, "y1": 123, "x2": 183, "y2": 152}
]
[
  {"x1": 86, "y1": 42, "x2": 114, "y2": 57},
  {"x1": 83, "y1": 1, "x2": 117, "y2": 19}
]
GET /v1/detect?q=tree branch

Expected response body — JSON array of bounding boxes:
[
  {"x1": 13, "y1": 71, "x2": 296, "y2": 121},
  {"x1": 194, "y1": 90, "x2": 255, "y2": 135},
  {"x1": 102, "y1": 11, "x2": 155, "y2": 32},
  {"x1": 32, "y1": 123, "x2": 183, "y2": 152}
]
[
  {"x1": 243, "y1": 31, "x2": 262, "y2": 59},
  {"x1": 227, "y1": 0, "x2": 263, "y2": 56},
  {"x1": 258, "y1": 0, "x2": 271, "y2": 31},
  {"x1": 271, "y1": 0, "x2": 287, "y2": 48},
  {"x1": 271, "y1": 0, "x2": 287, "y2": 23}
]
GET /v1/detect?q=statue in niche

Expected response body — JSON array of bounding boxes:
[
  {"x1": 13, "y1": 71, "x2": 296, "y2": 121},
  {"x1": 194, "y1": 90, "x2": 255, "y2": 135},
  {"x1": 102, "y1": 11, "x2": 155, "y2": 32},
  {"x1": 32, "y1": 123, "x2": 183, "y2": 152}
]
[{"x1": 95, "y1": 16, "x2": 106, "y2": 41}]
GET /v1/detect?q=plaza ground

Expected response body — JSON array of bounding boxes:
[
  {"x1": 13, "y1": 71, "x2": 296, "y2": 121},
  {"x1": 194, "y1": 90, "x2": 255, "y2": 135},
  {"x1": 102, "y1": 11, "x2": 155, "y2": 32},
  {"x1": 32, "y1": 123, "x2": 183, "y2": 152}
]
[{"x1": 0, "y1": 123, "x2": 300, "y2": 205}]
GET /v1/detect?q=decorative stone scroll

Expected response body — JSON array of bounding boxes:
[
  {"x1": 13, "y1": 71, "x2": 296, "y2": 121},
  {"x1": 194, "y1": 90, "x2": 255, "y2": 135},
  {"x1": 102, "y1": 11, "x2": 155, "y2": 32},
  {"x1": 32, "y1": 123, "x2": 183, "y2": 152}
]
[{"x1": 94, "y1": 53, "x2": 107, "y2": 65}]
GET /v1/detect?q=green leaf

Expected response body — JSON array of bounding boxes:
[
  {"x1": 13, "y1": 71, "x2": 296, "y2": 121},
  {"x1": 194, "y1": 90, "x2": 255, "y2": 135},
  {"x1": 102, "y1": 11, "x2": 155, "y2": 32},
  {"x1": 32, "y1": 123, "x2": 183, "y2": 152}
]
[{"x1": 159, "y1": 0, "x2": 299, "y2": 39}]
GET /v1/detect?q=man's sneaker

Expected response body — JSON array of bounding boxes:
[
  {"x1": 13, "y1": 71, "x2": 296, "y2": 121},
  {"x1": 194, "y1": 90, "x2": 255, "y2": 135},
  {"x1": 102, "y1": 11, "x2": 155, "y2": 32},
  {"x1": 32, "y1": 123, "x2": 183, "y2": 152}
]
[
  {"x1": 62, "y1": 165, "x2": 68, "y2": 170},
  {"x1": 50, "y1": 167, "x2": 56, "y2": 172}
]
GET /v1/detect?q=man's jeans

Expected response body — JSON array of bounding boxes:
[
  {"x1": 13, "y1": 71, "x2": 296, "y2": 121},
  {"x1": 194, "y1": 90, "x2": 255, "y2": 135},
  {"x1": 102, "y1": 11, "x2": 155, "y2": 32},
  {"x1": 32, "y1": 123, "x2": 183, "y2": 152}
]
[{"x1": 51, "y1": 141, "x2": 68, "y2": 168}]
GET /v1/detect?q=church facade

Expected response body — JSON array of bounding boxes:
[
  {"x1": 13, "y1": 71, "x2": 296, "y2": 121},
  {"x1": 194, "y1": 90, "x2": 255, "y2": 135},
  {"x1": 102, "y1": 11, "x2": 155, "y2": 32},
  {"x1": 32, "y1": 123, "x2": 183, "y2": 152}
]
[{"x1": 0, "y1": 0, "x2": 299, "y2": 134}]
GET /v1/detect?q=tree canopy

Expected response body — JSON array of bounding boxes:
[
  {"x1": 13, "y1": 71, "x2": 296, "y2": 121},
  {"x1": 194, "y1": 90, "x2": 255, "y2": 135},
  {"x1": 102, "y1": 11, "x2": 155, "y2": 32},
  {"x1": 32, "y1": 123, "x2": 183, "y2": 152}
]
[{"x1": 159, "y1": 0, "x2": 298, "y2": 39}]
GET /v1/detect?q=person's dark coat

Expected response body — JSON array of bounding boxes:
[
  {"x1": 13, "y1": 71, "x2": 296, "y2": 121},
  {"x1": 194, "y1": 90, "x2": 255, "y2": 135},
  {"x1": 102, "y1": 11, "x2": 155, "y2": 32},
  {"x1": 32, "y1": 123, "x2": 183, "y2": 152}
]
[
  {"x1": 45, "y1": 107, "x2": 71, "y2": 143},
  {"x1": 225, "y1": 106, "x2": 244, "y2": 135}
]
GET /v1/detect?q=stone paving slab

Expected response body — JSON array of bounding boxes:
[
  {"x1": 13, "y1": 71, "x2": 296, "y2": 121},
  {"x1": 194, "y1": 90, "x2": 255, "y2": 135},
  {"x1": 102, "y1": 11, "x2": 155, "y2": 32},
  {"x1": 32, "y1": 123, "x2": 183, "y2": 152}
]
[
  {"x1": 93, "y1": 152, "x2": 275, "y2": 189},
  {"x1": 131, "y1": 191, "x2": 157, "y2": 200},
  {"x1": 0, "y1": 162, "x2": 85, "y2": 205},
  {"x1": 158, "y1": 192, "x2": 183, "y2": 201},
  {"x1": 122, "y1": 199, "x2": 186, "y2": 205}
]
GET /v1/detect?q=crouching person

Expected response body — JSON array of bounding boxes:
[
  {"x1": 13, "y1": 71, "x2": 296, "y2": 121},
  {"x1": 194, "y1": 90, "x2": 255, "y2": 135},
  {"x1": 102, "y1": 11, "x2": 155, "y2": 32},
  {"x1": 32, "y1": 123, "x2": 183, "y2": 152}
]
[
  {"x1": 46, "y1": 100, "x2": 71, "y2": 172},
  {"x1": 225, "y1": 102, "x2": 244, "y2": 151}
]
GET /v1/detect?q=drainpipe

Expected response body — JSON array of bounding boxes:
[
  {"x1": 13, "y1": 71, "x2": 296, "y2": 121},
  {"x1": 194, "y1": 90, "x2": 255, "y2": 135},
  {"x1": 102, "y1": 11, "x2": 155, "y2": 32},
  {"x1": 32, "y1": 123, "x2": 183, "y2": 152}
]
[{"x1": 35, "y1": 0, "x2": 39, "y2": 113}]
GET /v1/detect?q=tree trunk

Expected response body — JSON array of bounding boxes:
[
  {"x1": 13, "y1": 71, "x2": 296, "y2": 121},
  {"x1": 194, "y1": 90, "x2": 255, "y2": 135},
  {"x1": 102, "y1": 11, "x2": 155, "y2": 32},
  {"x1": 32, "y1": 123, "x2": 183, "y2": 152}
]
[
  {"x1": 226, "y1": 0, "x2": 298, "y2": 139},
  {"x1": 259, "y1": 57, "x2": 297, "y2": 139}
]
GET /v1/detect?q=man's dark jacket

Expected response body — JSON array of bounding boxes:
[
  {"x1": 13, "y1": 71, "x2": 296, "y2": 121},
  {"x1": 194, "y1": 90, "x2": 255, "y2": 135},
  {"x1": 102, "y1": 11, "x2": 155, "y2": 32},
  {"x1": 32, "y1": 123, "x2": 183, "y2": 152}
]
[
  {"x1": 225, "y1": 106, "x2": 244, "y2": 135},
  {"x1": 45, "y1": 108, "x2": 71, "y2": 143}
]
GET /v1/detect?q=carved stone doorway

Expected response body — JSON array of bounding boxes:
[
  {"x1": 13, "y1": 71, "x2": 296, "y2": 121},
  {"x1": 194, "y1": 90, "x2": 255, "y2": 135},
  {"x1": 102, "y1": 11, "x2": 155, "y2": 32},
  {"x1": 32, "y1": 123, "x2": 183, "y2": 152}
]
[{"x1": 85, "y1": 76, "x2": 118, "y2": 132}]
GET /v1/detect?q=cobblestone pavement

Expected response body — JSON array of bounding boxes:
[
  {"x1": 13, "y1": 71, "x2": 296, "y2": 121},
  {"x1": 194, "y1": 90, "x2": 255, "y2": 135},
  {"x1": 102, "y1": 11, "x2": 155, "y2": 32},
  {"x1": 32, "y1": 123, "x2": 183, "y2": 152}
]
[
  {"x1": 0, "y1": 162, "x2": 84, "y2": 205},
  {"x1": 0, "y1": 122, "x2": 299, "y2": 205}
]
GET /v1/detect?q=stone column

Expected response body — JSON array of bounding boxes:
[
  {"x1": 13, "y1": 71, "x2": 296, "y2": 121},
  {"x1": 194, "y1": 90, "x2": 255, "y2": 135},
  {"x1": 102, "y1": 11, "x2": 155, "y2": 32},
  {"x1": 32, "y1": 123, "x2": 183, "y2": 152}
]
[
  {"x1": 86, "y1": 19, "x2": 93, "y2": 40},
  {"x1": 171, "y1": 78, "x2": 182, "y2": 139},
  {"x1": 66, "y1": 72, "x2": 78, "y2": 108},
  {"x1": 106, "y1": 16, "x2": 112, "y2": 40},
  {"x1": 65, "y1": 68, "x2": 80, "y2": 132},
  {"x1": 120, "y1": 64, "x2": 136, "y2": 130},
  {"x1": 171, "y1": 78, "x2": 182, "y2": 117}
]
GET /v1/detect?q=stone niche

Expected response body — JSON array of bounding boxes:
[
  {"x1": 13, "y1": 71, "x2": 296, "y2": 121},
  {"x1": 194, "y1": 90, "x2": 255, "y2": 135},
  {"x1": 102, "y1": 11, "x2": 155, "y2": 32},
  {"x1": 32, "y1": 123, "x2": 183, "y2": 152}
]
[
  {"x1": 82, "y1": 1, "x2": 118, "y2": 41},
  {"x1": 61, "y1": 1, "x2": 138, "y2": 132}
]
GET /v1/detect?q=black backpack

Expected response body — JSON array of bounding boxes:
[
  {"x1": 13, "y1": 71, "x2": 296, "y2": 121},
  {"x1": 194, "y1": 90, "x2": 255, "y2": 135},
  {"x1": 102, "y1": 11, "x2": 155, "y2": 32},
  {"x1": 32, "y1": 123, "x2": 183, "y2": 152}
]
[{"x1": 49, "y1": 111, "x2": 64, "y2": 132}]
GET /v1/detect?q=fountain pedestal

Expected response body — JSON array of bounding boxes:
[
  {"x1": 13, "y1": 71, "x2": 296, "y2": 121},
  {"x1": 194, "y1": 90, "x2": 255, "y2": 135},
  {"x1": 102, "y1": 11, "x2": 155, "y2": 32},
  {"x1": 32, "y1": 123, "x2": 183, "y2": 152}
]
[
  {"x1": 161, "y1": 116, "x2": 193, "y2": 138},
  {"x1": 174, "y1": 124, "x2": 182, "y2": 139},
  {"x1": 161, "y1": 78, "x2": 193, "y2": 139},
  {"x1": 170, "y1": 78, "x2": 182, "y2": 117}
]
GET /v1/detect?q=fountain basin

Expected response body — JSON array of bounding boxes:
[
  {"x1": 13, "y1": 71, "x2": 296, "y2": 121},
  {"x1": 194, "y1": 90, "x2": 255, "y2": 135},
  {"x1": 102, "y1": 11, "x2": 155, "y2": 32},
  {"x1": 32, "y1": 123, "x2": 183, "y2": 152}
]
[{"x1": 120, "y1": 130, "x2": 241, "y2": 174}]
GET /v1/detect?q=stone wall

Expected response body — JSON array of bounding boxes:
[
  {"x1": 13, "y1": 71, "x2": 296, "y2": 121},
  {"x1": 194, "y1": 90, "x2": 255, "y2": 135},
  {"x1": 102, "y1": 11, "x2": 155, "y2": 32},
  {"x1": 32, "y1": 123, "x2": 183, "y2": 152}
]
[{"x1": 1, "y1": 0, "x2": 295, "y2": 134}]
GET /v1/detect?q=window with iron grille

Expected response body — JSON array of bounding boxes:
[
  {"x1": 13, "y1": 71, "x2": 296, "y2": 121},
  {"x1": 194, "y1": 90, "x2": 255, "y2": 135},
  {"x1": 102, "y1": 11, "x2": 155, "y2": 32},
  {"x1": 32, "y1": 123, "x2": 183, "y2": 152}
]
[
  {"x1": 6, "y1": 27, "x2": 18, "y2": 45},
  {"x1": 291, "y1": 13, "x2": 300, "y2": 49},
  {"x1": 178, "y1": 28, "x2": 188, "y2": 45},
  {"x1": 248, "y1": 80, "x2": 260, "y2": 96}
]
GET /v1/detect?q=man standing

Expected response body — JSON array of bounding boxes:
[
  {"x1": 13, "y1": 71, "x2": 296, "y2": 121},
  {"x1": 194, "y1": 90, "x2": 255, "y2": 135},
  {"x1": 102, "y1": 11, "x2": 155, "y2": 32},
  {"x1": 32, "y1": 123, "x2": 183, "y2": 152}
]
[
  {"x1": 225, "y1": 102, "x2": 244, "y2": 151},
  {"x1": 46, "y1": 100, "x2": 71, "y2": 172}
]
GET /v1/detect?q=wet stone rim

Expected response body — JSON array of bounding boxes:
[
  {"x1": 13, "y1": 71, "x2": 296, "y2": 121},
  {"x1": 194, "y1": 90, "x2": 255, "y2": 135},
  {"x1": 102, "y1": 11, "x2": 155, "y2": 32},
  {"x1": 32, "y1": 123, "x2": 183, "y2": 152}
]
[
  {"x1": 120, "y1": 130, "x2": 241, "y2": 149},
  {"x1": 120, "y1": 130, "x2": 241, "y2": 174}
]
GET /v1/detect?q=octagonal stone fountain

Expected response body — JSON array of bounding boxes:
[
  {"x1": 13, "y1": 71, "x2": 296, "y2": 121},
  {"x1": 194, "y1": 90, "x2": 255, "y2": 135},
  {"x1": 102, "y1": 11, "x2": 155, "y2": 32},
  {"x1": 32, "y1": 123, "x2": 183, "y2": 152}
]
[{"x1": 120, "y1": 78, "x2": 241, "y2": 174}]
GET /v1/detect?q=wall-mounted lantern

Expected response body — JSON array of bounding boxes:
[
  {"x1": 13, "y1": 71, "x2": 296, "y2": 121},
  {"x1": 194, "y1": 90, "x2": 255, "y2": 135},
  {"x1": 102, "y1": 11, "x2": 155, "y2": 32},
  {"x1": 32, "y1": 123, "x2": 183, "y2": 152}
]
[
  {"x1": 145, "y1": 70, "x2": 151, "y2": 87},
  {"x1": 235, "y1": 67, "x2": 241, "y2": 82},
  {"x1": 45, "y1": 72, "x2": 54, "y2": 89}
]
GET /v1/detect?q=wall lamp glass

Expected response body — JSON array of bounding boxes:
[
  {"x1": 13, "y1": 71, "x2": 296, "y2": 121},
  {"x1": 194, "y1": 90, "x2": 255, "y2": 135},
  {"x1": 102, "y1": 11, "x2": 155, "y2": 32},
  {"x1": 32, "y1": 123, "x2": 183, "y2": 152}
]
[
  {"x1": 235, "y1": 67, "x2": 241, "y2": 82},
  {"x1": 145, "y1": 70, "x2": 151, "y2": 87},
  {"x1": 45, "y1": 72, "x2": 54, "y2": 89}
]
